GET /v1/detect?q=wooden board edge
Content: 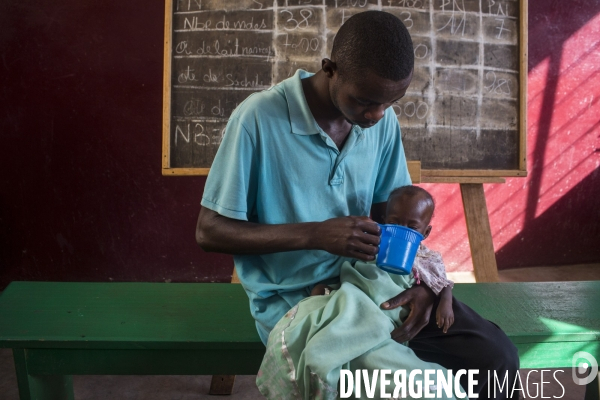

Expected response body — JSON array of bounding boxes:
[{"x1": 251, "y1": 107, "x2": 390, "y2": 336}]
[
  {"x1": 519, "y1": 0, "x2": 528, "y2": 173},
  {"x1": 407, "y1": 161, "x2": 421, "y2": 183},
  {"x1": 423, "y1": 177, "x2": 506, "y2": 184},
  {"x1": 231, "y1": 268, "x2": 241, "y2": 284},
  {"x1": 421, "y1": 169, "x2": 527, "y2": 177},
  {"x1": 162, "y1": 0, "x2": 173, "y2": 171},
  {"x1": 163, "y1": 163, "x2": 421, "y2": 179},
  {"x1": 162, "y1": 168, "x2": 211, "y2": 176},
  {"x1": 161, "y1": 166, "x2": 524, "y2": 179}
]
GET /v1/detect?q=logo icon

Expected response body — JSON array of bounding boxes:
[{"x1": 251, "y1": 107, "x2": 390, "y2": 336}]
[{"x1": 572, "y1": 351, "x2": 598, "y2": 385}]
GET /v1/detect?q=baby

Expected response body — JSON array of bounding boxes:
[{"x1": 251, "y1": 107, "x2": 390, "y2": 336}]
[
  {"x1": 257, "y1": 186, "x2": 460, "y2": 400},
  {"x1": 312, "y1": 185, "x2": 454, "y2": 333}
]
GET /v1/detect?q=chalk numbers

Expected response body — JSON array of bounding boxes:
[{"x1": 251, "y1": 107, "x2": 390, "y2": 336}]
[
  {"x1": 400, "y1": 11, "x2": 413, "y2": 29},
  {"x1": 394, "y1": 101, "x2": 429, "y2": 120},
  {"x1": 280, "y1": 9, "x2": 314, "y2": 31},
  {"x1": 387, "y1": 0, "x2": 423, "y2": 8},
  {"x1": 484, "y1": 71, "x2": 511, "y2": 95},
  {"x1": 414, "y1": 43, "x2": 428, "y2": 59}
]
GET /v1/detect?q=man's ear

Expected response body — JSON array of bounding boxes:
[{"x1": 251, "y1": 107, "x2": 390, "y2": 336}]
[
  {"x1": 423, "y1": 225, "x2": 432, "y2": 239},
  {"x1": 322, "y1": 58, "x2": 337, "y2": 78}
]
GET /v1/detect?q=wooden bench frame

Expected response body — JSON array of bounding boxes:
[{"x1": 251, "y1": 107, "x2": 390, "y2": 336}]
[{"x1": 1, "y1": 281, "x2": 598, "y2": 400}]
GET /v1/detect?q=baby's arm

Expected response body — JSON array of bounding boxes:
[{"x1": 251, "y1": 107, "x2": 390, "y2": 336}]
[
  {"x1": 413, "y1": 245, "x2": 455, "y2": 333},
  {"x1": 435, "y1": 286, "x2": 454, "y2": 333}
]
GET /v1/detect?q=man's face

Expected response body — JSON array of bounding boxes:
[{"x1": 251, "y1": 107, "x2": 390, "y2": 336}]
[
  {"x1": 384, "y1": 193, "x2": 433, "y2": 238},
  {"x1": 329, "y1": 68, "x2": 412, "y2": 129}
]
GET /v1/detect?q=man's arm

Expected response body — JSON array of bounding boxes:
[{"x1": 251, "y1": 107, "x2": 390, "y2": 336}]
[{"x1": 196, "y1": 207, "x2": 381, "y2": 261}]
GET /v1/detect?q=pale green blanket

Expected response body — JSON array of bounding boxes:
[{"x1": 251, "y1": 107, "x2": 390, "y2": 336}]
[{"x1": 256, "y1": 260, "x2": 460, "y2": 400}]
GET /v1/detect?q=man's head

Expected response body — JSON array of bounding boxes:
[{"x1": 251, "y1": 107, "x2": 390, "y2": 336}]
[
  {"x1": 323, "y1": 11, "x2": 414, "y2": 128},
  {"x1": 332, "y1": 10, "x2": 414, "y2": 82},
  {"x1": 385, "y1": 185, "x2": 435, "y2": 239}
]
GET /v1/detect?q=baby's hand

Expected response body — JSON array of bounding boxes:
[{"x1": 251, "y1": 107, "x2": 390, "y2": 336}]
[
  {"x1": 435, "y1": 301, "x2": 454, "y2": 333},
  {"x1": 310, "y1": 284, "x2": 330, "y2": 296}
]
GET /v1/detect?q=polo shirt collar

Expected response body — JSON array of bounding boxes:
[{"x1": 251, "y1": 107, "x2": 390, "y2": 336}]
[
  {"x1": 282, "y1": 69, "x2": 366, "y2": 140},
  {"x1": 282, "y1": 69, "x2": 322, "y2": 136}
]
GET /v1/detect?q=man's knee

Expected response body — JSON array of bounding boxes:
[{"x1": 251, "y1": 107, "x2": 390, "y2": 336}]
[{"x1": 481, "y1": 325, "x2": 520, "y2": 372}]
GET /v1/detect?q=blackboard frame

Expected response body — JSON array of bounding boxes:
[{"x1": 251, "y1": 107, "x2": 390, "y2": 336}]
[{"x1": 162, "y1": 0, "x2": 528, "y2": 181}]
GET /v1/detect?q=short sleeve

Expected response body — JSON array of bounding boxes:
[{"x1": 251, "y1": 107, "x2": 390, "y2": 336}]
[
  {"x1": 201, "y1": 117, "x2": 258, "y2": 221},
  {"x1": 372, "y1": 110, "x2": 412, "y2": 204}
]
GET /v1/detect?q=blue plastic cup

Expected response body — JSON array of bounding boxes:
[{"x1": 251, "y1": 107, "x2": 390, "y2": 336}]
[{"x1": 376, "y1": 224, "x2": 424, "y2": 275}]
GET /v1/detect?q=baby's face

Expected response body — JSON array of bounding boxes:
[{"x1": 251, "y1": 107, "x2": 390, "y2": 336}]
[{"x1": 384, "y1": 194, "x2": 433, "y2": 238}]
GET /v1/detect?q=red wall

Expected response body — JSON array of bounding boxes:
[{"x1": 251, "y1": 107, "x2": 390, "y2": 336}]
[
  {"x1": 1, "y1": 0, "x2": 599, "y2": 289},
  {"x1": 423, "y1": 0, "x2": 600, "y2": 271}
]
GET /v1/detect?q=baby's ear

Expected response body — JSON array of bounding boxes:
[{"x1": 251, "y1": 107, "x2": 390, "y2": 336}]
[{"x1": 423, "y1": 225, "x2": 432, "y2": 239}]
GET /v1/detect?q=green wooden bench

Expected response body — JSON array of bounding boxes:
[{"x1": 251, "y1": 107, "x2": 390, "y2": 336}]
[{"x1": 0, "y1": 281, "x2": 598, "y2": 399}]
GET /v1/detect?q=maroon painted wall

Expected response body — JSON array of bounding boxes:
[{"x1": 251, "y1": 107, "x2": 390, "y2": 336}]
[
  {"x1": 1, "y1": 0, "x2": 599, "y2": 289},
  {"x1": 0, "y1": 1, "x2": 233, "y2": 289}
]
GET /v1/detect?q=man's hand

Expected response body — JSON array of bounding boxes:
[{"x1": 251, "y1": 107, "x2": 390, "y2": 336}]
[
  {"x1": 315, "y1": 216, "x2": 381, "y2": 261},
  {"x1": 380, "y1": 285, "x2": 436, "y2": 342}
]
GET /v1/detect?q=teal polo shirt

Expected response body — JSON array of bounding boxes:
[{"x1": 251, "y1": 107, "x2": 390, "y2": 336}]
[{"x1": 201, "y1": 69, "x2": 411, "y2": 344}]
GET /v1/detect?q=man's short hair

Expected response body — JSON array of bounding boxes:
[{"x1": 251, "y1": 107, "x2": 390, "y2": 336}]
[{"x1": 331, "y1": 10, "x2": 414, "y2": 81}]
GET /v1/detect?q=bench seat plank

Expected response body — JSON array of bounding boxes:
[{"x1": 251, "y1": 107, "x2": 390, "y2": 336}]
[
  {"x1": 0, "y1": 281, "x2": 599, "y2": 398},
  {"x1": 453, "y1": 281, "x2": 600, "y2": 345},
  {"x1": 0, "y1": 282, "x2": 262, "y2": 350}
]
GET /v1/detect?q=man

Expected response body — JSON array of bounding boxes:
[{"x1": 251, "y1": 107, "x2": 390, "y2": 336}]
[{"x1": 197, "y1": 11, "x2": 518, "y2": 399}]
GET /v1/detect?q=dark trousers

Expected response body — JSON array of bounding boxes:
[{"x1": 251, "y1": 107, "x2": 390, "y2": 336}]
[{"x1": 409, "y1": 297, "x2": 520, "y2": 400}]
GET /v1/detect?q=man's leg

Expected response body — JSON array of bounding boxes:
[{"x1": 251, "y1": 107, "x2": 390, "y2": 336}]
[{"x1": 408, "y1": 297, "x2": 520, "y2": 400}]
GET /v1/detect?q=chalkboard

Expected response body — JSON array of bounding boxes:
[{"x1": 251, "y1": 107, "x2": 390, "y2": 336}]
[{"x1": 162, "y1": 0, "x2": 527, "y2": 180}]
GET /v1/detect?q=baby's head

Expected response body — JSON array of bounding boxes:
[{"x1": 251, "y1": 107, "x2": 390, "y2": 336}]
[{"x1": 384, "y1": 185, "x2": 435, "y2": 239}]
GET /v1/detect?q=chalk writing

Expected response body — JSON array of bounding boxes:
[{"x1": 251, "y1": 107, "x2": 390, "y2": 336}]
[
  {"x1": 387, "y1": 0, "x2": 425, "y2": 9},
  {"x1": 178, "y1": 66, "x2": 199, "y2": 83},
  {"x1": 334, "y1": 0, "x2": 369, "y2": 8},
  {"x1": 495, "y1": 18, "x2": 509, "y2": 38},
  {"x1": 279, "y1": 9, "x2": 315, "y2": 30},
  {"x1": 167, "y1": 0, "x2": 522, "y2": 170},
  {"x1": 394, "y1": 101, "x2": 429, "y2": 119},
  {"x1": 176, "y1": 0, "x2": 202, "y2": 12},
  {"x1": 175, "y1": 123, "x2": 224, "y2": 146},
  {"x1": 484, "y1": 71, "x2": 511, "y2": 95}
]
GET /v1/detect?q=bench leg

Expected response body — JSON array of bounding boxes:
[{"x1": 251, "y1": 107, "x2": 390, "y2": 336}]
[
  {"x1": 585, "y1": 373, "x2": 600, "y2": 400},
  {"x1": 13, "y1": 349, "x2": 74, "y2": 400},
  {"x1": 209, "y1": 375, "x2": 236, "y2": 395}
]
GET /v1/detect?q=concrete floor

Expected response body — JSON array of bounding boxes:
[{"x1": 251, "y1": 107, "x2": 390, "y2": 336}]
[{"x1": 1, "y1": 264, "x2": 598, "y2": 399}]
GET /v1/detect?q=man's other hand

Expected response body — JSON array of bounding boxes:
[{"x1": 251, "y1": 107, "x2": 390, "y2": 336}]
[
  {"x1": 316, "y1": 216, "x2": 381, "y2": 261},
  {"x1": 380, "y1": 285, "x2": 436, "y2": 342}
]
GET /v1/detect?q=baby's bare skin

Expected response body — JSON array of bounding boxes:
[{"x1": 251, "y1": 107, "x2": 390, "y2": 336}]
[
  {"x1": 436, "y1": 286, "x2": 454, "y2": 333},
  {"x1": 310, "y1": 283, "x2": 331, "y2": 296}
]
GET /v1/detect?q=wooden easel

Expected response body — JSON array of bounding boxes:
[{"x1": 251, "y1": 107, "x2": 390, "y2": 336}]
[{"x1": 209, "y1": 162, "x2": 506, "y2": 394}]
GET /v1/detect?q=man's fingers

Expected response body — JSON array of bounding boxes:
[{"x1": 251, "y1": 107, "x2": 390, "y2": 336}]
[
  {"x1": 350, "y1": 249, "x2": 376, "y2": 262},
  {"x1": 352, "y1": 240, "x2": 379, "y2": 256},
  {"x1": 354, "y1": 230, "x2": 380, "y2": 247},
  {"x1": 391, "y1": 325, "x2": 414, "y2": 343},
  {"x1": 355, "y1": 217, "x2": 381, "y2": 236},
  {"x1": 381, "y1": 291, "x2": 410, "y2": 310}
]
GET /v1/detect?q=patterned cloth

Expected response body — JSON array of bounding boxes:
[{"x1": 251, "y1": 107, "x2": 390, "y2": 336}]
[{"x1": 412, "y1": 244, "x2": 454, "y2": 296}]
